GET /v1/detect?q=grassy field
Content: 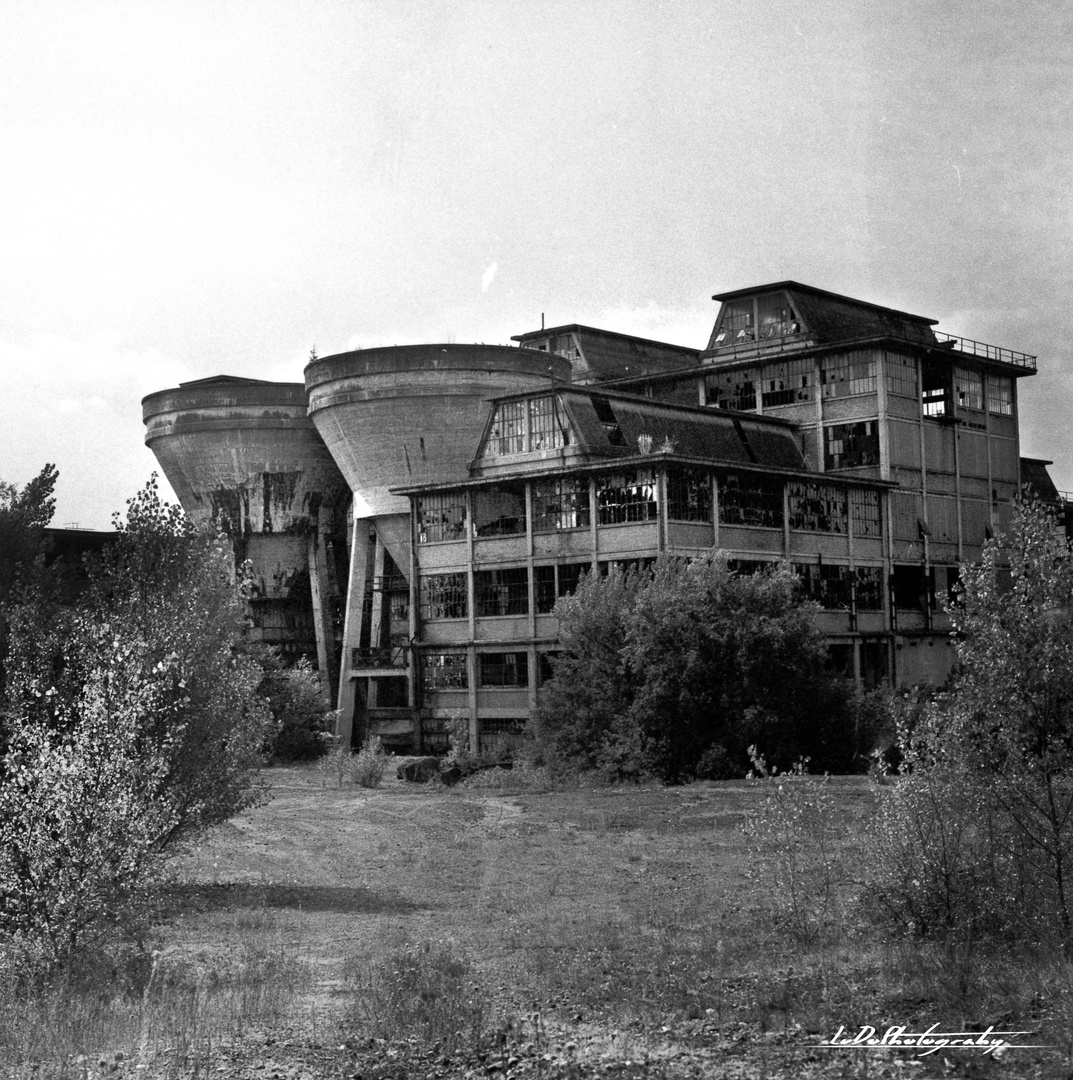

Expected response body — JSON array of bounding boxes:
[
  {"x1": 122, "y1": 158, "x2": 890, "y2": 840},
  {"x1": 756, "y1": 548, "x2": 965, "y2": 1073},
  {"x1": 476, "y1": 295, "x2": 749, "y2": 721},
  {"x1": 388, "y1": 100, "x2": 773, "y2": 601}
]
[{"x1": 3, "y1": 764, "x2": 1072, "y2": 1079}]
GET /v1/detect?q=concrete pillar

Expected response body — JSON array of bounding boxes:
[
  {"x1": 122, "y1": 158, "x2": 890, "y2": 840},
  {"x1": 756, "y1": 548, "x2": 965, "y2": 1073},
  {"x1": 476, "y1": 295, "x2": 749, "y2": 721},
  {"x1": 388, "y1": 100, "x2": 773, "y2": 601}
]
[
  {"x1": 307, "y1": 510, "x2": 335, "y2": 707},
  {"x1": 335, "y1": 514, "x2": 371, "y2": 746}
]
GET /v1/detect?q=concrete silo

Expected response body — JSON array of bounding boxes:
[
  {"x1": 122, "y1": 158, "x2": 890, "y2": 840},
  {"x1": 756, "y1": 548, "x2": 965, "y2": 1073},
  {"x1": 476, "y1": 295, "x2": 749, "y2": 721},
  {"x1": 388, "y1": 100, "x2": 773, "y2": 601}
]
[
  {"x1": 305, "y1": 345, "x2": 570, "y2": 746},
  {"x1": 142, "y1": 376, "x2": 350, "y2": 697}
]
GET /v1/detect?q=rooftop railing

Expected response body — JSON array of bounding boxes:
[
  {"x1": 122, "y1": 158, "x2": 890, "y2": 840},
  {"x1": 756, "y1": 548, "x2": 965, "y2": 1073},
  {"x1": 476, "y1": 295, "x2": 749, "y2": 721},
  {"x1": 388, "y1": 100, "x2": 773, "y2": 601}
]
[{"x1": 935, "y1": 334, "x2": 1037, "y2": 371}]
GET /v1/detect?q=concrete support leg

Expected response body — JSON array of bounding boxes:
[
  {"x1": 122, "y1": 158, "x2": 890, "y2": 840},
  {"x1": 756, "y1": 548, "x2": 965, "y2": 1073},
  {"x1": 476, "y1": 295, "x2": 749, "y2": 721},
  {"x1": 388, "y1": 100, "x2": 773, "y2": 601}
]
[
  {"x1": 307, "y1": 514, "x2": 335, "y2": 707},
  {"x1": 335, "y1": 515, "x2": 371, "y2": 746}
]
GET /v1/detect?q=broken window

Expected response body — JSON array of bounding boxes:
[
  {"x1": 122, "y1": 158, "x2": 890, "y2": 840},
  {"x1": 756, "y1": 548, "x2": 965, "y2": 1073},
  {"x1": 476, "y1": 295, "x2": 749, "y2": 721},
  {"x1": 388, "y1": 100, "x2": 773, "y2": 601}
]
[
  {"x1": 922, "y1": 360, "x2": 951, "y2": 418},
  {"x1": 418, "y1": 492, "x2": 467, "y2": 543},
  {"x1": 667, "y1": 466, "x2": 712, "y2": 522},
  {"x1": 761, "y1": 357, "x2": 815, "y2": 407},
  {"x1": 854, "y1": 566, "x2": 885, "y2": 610},
  {"x1": 420, "y1": 573, "x2": 468, "y2": 620},
  {"x1": 474, "y1": 567, "x2": 529, "y2": 617},
  {"x1": 820, "y1": 354, "x2": 877, "y2": 398},
  {"x1": 892, "y1": 565, "x2": 930, "y2": 611},
  {"x1": 478, "y1": 653, "x2": 529, "y2": 688},
  {"x1": 793, "y1": 563, "x2": 851, "y2": 610},
  {"x1": 591, "y1": 395, "x2": 627, "y2": 447},
  {"x1": 824, "y1": 421, "x2": 880, "y2": 470},
  {"x1": 787, "y1": 480, "x2": 847, "y2": 533},
  {"x1": 718, "y1": 472, "x2": 784, "y2": 529},
  {"x1": 705, "y1": 369, "x2": 757, "y2": 411},
  {"x1": 472, "y1": 483, "x2": 526, "y2": 537},
  {"x1": 532, "y1": 476, "x2": 590, "y2": 532},
  {"x1": 597, "y1": 470, "x2": 658, "y2": 525},
  {"x1": 421, "y1": 652, "x2": 468, "y2": 692}
]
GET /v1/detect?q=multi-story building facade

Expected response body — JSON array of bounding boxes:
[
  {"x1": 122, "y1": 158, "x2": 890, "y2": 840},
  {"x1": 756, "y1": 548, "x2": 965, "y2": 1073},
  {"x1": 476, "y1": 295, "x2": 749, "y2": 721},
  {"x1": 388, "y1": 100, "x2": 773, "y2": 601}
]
[{"x1": 143, "y1": 281, "x2": 1050, "y2": 755}]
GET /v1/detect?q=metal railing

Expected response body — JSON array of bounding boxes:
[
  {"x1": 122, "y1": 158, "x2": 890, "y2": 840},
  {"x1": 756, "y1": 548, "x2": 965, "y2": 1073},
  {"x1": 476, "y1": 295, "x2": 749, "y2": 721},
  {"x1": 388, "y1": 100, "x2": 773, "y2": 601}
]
[{"x1": 935, "y1": 334, "x2": 1037, "y2": 370}]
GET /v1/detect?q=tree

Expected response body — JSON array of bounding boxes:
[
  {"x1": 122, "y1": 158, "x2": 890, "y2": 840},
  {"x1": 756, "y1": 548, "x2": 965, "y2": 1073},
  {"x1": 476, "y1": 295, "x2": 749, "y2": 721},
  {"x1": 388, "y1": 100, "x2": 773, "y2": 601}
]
[
  {"x1": 0, "y1": 478, "x2": 274, "y2": 964},
  {"x1": 868, "y1": 498, "x2": 1073, "y2": 941},
  {"x1": 530, "y1": 553, "x2": 857, "y2": 782}
]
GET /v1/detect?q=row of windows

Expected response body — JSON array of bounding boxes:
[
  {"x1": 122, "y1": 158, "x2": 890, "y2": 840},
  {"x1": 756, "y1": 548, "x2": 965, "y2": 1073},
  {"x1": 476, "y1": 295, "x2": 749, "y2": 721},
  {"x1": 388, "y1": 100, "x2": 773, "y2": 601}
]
[
  {"x1": 420, "y1": 469, "x2": 883, "y2": 544},
  {"x1": 421, "y1": 651, "x2": 533, "y2": 691},
  {"x1": 706, "y1": 355, "x2": 1013, "y2": 419},
  {"x1": 419, "y1": 565, "x2": 587, "y2": 620},
  {"x1": 792, "y1": 564, "x2": 885, "y2": 611}
]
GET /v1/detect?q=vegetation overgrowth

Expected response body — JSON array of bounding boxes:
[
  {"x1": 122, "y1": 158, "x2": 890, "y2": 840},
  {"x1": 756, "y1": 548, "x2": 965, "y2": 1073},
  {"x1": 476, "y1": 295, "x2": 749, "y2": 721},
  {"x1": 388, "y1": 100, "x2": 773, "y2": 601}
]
[
  {"x1": 530, "y1": 553, "x2": 883, "y2": 781},
  {"x1": 2, "y1": 476, "x2": 1072, "y2": 1076}
]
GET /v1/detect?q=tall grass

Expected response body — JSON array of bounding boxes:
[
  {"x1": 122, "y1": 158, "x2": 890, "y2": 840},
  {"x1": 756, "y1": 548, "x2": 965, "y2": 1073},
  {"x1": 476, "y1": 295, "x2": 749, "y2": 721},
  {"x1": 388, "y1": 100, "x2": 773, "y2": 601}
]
[{"x1": 0, "y1": 907, "x2": 311, "y2": 1079}]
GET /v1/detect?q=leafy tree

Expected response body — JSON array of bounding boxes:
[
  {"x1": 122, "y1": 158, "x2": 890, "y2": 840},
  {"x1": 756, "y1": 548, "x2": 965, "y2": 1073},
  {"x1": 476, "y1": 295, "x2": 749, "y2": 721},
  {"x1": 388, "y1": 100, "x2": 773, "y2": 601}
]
[
  {"x1": 868, "y1": 498, "x2": 1073, "y2": 941},
  {"x1": 531, "y1": 553, "x2": 857, "y2": 782},
  {"x1": 528, "y1": 566, "x2": 647, "y2": 777},
  {"x1": 0, "y1": 464, "x2": 58, "y2": 607},
  {"x1": 0, "y1": 478, "x2": 273, "y2": 964}
]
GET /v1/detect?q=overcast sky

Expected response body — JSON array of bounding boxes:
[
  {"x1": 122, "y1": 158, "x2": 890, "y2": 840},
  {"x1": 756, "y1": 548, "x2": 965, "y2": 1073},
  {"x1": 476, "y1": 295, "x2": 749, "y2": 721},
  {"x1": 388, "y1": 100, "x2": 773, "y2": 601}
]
[{"x1": 2, "y1": 1, "x2": 1070, "y2": 528}]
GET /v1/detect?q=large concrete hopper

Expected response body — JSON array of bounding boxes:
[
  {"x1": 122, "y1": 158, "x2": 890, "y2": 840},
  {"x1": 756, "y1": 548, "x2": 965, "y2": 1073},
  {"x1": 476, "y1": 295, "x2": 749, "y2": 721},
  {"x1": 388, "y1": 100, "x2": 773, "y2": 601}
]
[
  {"x1": 142, "y1": 376, "x2": 350, "y2": 694},
  {"x1": 305, "y1": 345, "x2": 570, "y2": 744}
]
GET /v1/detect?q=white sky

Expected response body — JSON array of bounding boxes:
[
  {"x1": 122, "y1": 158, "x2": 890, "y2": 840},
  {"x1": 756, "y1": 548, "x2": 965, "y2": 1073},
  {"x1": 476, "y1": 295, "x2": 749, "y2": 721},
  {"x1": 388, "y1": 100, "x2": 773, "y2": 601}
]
[{"x1": 1, "y1": 0, "x2": 1071, "y2": 528}]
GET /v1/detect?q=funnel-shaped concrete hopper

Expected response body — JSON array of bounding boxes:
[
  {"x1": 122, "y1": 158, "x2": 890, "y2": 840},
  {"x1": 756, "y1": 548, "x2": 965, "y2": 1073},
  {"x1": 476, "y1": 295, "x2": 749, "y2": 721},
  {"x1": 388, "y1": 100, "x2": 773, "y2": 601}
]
[
  {"x1": 142, "y1": 376, "x2": 349, "y2": 534},
  {"x1": 305, "y1": 345, "x2": 571, "y2": 519},
  {"x1": 142, "y1": 375, "x2": 351, "y2": 691}
]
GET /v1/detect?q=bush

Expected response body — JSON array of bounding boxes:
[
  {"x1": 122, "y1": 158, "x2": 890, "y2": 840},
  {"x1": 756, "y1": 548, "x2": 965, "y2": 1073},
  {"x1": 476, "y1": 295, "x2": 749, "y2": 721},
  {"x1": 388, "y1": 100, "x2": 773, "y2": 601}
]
[
  {"x1": 256, "y1": 652, "x2": 334, "y2": 762},
  {"x1": 352, "y1": 738, "x2": 389, "y2": 788},
  {"x1": 0, "y1": 479, "x2": 274, "y2": 967},
  {"x1": 865, "y1": 499, "x2": 1073, "y2": 944},
  {"x1": 530, "y1": 554, "x2": 859, "y2": 782}
]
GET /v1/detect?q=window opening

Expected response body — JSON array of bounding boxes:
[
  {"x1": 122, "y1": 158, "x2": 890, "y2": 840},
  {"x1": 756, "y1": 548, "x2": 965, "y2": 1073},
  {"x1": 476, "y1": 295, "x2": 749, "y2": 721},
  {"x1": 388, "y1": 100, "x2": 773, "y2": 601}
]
[
  {"x1": 528, "y1": 395, "x2": 567, "y2": 451},
  {"x1": 850, "y1": 488, "x2": 882, "y2": 538},
  {"x1": 761, "y1": 357, "x2": 815, "y2": 407},
  {"x1": 887, "y1": 354, "x2": 917, "y2": 397},
  {"x1": 922, "y1": 360, "x2": 951, "y2": 418},
  {"x1": 820, "y1": 354, "x2": 877, "y2": 398},
  {"x1": 987, "y1": 375, "x2": 1012, "y2": 415},
  {"x1": 591, "y1": 395, "x2": 626, "y2": 447},
  {"x1": 472, "y1": 484, "x2": 526, "y2": 537},
  {"x1": 420, "y1": 573, "x2": 468, "y2": 620},
  {"x1": 824, "y1": 421, "x2": 879, "y2": 470},
  {"x1": 705, "y1": 369, "x2": 756, "y2": 411},
  {"x1": 794, "y1": 563, "x2": 851, "y2": 610},
  {"x1": 474, "y1": 567, "x2": 529, "y2": 617},
  {"x1": 718, "y1": 472, "x2": 783, "y2": 528},
  {"x1": 788, "y1": 481, "x2": 848, "y2": 533},
  {"x1": 955, "y1": 367, "x2": 983, "y2": 411},
  {"x1": 597, "y1": 470, "x2": 658, "y2": 525},
  {"x1": 667, "y1": 466, "x2": 713, "y2": 522},
  {"x1": 487, "y1": 400, "x2": 526, "y2": 455},
  {"x1": 479, "y1": 652, "x2": 529, "y2": 687},
  {"x1": 532, "y1": 476, "x2": 590, "y2": 531},
  {"x1": 421, "y1": 652, "x2": 468, "y2": 692},
  {"x1": 418, "y1": 492, "x2": 467, "y2": 543},
  {"x1": 854, "y1": 566, "x2": 885, "y2": 610}
]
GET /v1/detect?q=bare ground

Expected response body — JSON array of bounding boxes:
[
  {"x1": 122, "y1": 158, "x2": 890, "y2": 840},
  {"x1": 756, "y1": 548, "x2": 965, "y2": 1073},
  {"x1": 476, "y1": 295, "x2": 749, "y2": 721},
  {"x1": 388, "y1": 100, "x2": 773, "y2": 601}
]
[{"x1": 132, "y1": 765, "x2": 1069, "y2": 1080}]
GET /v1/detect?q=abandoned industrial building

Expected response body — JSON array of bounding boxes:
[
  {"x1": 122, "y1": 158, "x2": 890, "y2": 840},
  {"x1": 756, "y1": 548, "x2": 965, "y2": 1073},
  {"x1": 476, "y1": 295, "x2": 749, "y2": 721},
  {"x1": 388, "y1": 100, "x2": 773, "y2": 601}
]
[{"x1": 142, "y1": 280, "x2": 1059, "y2": 754}]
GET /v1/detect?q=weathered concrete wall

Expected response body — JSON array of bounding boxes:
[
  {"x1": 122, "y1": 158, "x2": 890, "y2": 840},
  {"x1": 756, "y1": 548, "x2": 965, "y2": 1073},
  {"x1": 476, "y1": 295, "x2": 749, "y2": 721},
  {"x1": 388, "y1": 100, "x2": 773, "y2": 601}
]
[{"x1": 305, "y1": 345, "x2": 571, "y2": 517}]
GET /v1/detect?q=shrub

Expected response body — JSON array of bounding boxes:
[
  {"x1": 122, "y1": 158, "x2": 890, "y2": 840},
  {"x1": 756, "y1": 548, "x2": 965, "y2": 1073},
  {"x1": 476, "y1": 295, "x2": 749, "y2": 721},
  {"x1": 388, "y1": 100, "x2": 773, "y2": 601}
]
[
  {"x1": 531, "y1": 554, "x2": 859, "y2": 782},
  {"x1": 352, "y1": 737, "x2": 389, "y2": 788},
  {"x1": 256, "y1": 652, "x2": 334, "y2": 762},
  {"x1": 0, "y1": 478, "x2": 274, "y2": 967},
  {"x1": 744, "y1": 748, "x2": 844, "y2": 943},
  {"x1": 865, "y1": 499, "x2": 1073, "y2": 944}
]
